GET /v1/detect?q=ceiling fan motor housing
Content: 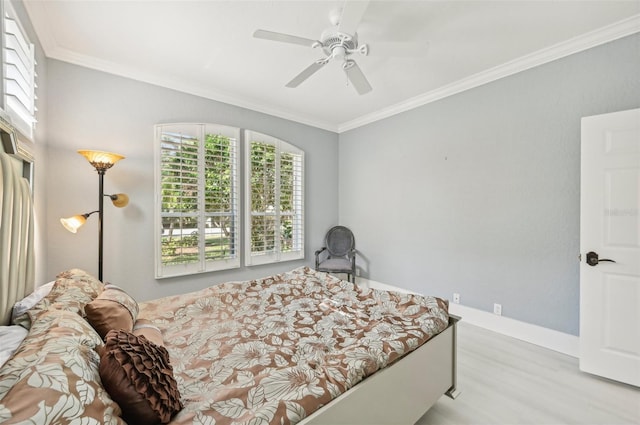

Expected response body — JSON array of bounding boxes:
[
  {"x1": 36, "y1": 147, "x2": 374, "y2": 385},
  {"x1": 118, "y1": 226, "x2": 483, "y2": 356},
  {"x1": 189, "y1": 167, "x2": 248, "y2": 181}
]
[{"x1": 320, "y1": 27, "x2": 358, "y2": 58}]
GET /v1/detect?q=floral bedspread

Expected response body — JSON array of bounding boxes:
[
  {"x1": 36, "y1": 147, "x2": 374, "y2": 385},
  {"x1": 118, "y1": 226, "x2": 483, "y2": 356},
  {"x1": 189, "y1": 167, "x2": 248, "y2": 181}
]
[{"x1": 139, "y1": 267, "x2": 449, "y2": 425}]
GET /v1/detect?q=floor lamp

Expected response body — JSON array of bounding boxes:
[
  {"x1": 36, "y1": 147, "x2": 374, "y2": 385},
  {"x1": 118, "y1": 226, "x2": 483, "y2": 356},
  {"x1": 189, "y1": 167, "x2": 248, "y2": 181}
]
[{"x1": 60, "y1": 150, "x2": 129, "y2": 282}]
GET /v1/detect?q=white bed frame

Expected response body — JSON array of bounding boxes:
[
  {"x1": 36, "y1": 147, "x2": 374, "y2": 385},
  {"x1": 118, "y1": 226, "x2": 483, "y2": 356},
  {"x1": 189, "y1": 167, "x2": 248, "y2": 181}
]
[{"x1": 300, "y1": 315, "x2": 459, "y2": 425}]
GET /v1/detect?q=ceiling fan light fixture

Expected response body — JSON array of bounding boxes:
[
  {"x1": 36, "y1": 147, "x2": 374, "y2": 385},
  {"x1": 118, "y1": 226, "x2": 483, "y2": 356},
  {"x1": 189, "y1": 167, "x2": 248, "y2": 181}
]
[{"x1": 332, "y1": 45, "x2": 347, "y2": 60}]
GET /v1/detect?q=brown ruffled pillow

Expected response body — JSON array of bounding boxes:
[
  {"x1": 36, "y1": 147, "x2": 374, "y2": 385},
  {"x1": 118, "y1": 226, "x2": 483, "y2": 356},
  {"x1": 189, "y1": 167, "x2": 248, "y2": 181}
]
[{"x1": 99, "y1": 330, "x2": 182, "y2": 424}]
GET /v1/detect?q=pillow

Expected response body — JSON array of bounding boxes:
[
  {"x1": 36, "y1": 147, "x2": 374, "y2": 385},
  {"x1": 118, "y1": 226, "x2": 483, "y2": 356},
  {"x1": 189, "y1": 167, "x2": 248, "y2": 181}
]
[
  {"x1": 0, "y1": 310, "x2": 125, "y2": 424},
  {"x1": 100, "y1": 329, "x2": 182, "y2": 424},
  {"x1": 133, "y1": 319, "x2": 164, "y2": 347},
  {"x1": 0, "y1": 325, "x2": 28, "y2": 368},
  {"x1": 85, "y1": 284, "x2": 139, "y2": 339},
  {"x1": 12, "y1": 269, "x2": 105, "y2": 329},
  {"x1": 10, "y1": 281, "x2": 55, "y2": 323}
]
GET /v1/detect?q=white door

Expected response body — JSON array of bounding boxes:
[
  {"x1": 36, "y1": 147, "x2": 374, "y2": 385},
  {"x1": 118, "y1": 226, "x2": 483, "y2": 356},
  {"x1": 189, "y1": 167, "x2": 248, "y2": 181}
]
[{"x1": 580, "y1": 108, "x2": 640, "y2": 387}]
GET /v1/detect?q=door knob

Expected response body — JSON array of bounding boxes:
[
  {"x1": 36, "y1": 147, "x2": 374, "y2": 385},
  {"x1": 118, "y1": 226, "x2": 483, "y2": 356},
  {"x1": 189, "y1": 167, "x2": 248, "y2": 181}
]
[{"x1": 585, "y1": 251, "x2": 616, "y2": 267}]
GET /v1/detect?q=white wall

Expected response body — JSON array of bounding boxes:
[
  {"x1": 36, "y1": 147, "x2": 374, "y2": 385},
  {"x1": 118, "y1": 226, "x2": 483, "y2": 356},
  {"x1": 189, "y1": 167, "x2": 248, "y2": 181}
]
[
  {"x1": 45, "y1": 60, "x2": 339, "y2": 302},
  {"x1": 338, "y1": 34, "x2": 640, "y2": 336}
]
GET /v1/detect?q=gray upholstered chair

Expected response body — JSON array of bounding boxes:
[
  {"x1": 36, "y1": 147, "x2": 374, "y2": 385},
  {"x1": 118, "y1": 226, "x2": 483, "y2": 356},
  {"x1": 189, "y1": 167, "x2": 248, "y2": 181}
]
[{"x1": 315, "y1": 225, "x2": 356, "y2": 283}]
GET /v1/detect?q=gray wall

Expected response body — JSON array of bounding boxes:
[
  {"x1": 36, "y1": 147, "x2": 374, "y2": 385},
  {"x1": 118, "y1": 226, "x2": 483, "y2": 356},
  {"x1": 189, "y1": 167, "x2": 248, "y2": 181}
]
[
  {"x1": 45, "y1": 60, "x2": 339, "y2": 301},
  {"x1": 338, "y1": 34, "x2": 640, "y2": 335}
]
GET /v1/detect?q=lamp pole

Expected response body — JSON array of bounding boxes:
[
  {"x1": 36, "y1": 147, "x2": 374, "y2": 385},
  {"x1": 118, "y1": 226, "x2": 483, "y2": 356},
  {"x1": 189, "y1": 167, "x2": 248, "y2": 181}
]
[{"x1": 98, "y1": 169, "x2": 105, "y2": 282}]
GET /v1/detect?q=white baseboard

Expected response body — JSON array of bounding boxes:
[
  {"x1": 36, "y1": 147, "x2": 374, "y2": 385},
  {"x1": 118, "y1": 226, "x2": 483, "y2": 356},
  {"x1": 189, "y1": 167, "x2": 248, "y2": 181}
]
[
  {"x1": 448, "y1": 303, "x2": 579, "y2": 358},
  {"x1": 357, "y1": 277, "x2": 579, "y2": 358}
]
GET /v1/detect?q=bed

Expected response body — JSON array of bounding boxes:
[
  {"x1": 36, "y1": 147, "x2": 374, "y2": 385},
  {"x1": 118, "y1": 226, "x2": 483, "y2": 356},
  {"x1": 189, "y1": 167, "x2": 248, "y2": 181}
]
[{"x1": 0, "y1": 147, "x2": 459, "y2": 425}]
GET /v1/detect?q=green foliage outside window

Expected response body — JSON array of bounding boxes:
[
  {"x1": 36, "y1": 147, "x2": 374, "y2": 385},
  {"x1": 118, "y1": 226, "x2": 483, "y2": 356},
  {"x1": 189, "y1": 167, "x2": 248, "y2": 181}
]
[
  {"x1": 160, "y1": 133, "x2": 235, "y2": 266},
  {"x1": 250, "y1": 141, "x2": 298, "y2": 254}
]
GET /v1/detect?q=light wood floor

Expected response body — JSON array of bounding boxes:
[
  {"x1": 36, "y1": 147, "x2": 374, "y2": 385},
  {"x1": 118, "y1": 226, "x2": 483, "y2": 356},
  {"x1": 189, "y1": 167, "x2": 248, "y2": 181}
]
[{"x1": 417, "y1": 322, "x2": 640, "y2": 425}]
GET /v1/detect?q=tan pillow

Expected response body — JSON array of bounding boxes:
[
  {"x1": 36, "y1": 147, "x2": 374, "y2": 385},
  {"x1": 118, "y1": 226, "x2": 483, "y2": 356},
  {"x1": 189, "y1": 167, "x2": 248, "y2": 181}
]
[
  {"x1": 99, "y1": 330, "x2": 182, "y2": 424},
  {"x1": 0, "y1": 310, "x2": 125, "y2": 424},
  {"x1": 13, "y1": 268, "x2": 105, "y2": 329},
  {"x1": 133, "y1": 319, "x2": 164, "y2": 347},
  {"x1": 85, "y1": 284, "x2": 139, "y2": 339}
]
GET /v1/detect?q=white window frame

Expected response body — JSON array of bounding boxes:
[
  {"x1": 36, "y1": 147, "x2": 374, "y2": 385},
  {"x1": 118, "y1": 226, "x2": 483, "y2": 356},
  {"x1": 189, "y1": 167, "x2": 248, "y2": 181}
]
[
  {"x1": 2, "y1": 1, "x2": 36, "y2": 140},
  {"x1": 244, "y1": 130, "x2": 304, "y2": 266},
  {"x1": 154, "y1": 123, "x2": 240, "y2": 278}
]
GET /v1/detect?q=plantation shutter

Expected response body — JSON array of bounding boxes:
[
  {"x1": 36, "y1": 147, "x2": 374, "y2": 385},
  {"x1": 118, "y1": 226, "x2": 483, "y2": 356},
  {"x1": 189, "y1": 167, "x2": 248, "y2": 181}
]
[
  {"x1": 279, "y1": 149, "x2": 304, "y2": 255},
  {"x1": 155, "y1": 123, "x2": 239, "y2": 278},
  {"x1": 245, "y1": 130, "x2": 304, "y2": 265},
  {"x1": 3, "y1": 5, "x2": 36, "y2": 139}
]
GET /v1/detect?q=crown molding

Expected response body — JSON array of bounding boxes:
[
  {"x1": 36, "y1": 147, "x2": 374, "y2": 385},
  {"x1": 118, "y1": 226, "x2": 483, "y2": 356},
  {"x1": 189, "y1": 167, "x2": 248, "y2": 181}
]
[
  {"x1": 338, "y1": 14, "x2": 640, "y2": 133},
  {"x1": 48, "y1": 47, "x2": 340, "y2": 133},
  {"x1": 23, "y1": 0, "x2": 639, "y2": 135}
]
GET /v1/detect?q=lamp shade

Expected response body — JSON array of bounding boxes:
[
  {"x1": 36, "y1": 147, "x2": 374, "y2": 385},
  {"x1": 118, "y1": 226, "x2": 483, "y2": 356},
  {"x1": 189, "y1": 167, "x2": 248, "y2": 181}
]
[
  {"x1": 60, "y1": 214, "x2": 87, "y2": 233},
  {"x1": 78, "y1": 150, "x2": 125, "y2": 172},
  {"x1": 110, "y1": 193, "x2": 129, "y2": 208}
]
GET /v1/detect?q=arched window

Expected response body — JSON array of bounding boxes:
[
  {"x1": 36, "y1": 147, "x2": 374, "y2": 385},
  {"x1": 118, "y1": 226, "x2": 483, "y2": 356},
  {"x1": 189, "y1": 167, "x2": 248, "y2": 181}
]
[{"x1": 245, "y1": 130, "x2": 304, "y2": 265}]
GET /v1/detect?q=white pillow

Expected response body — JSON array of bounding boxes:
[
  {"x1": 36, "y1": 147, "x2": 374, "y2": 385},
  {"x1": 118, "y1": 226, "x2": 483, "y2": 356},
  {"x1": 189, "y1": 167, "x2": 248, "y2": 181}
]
[
  {"x1": 0, "y1": 325, "x2": 28, "y2": 367},
  {"x1": 10, "y1": 281, "x2": 55, "y2": 323}
]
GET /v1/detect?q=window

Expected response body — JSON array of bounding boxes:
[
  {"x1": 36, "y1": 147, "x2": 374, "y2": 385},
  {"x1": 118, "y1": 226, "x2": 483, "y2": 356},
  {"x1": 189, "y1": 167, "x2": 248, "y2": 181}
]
[
  {"x1": 155, "y1": 124, "x2": 239, "y2": 278},
  {"x1": 3, "y1": 2, "x2": 36, "y2": 139},
  {"x1": 155, "y1": 125, "x2": 304, "y2": 277},
  {"x1": 245, "y1": 131, "x2": 304, "y2": 266}
]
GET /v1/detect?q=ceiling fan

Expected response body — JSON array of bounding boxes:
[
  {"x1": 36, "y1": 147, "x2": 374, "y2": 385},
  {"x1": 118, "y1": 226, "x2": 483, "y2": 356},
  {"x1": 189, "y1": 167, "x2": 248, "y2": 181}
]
[{"x1": 253, "y1": 1, "x2": 372, "y2": 95}]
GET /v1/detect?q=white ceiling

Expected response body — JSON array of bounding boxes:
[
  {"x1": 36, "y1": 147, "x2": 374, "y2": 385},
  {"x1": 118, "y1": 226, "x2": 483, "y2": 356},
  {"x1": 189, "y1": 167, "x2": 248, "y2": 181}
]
[{"x1": 24, "y1": 1, "x2": 640, "y2": 132}]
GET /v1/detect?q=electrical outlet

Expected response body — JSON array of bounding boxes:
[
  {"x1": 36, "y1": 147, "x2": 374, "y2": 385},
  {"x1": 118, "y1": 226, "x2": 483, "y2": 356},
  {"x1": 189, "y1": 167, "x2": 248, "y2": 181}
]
[
  {"x1": 453, "y1": 293, "x2": 460, "y2": 304},
  {"x1": 493, "y1": 303, "x2": 502, "y2": 316},
  {"x1": 356, "y1": 268, "x2": 360, "y2": 277}
]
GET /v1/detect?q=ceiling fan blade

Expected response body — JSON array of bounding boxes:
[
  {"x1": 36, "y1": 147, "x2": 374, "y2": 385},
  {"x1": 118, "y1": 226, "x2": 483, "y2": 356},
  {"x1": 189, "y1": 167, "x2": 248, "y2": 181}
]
[
  {"x1": 344, "y1": 60, "x2": 372, "y2": 95},
  {"x1": 253, "y1": 29, "x2": 318, "y2": 47},
  {"x1": 337, "y1": 1, "x2": 370, "y2": 36},
  {"x1": 286, "y1": 61, "x2": 326, "y2": 88}
]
